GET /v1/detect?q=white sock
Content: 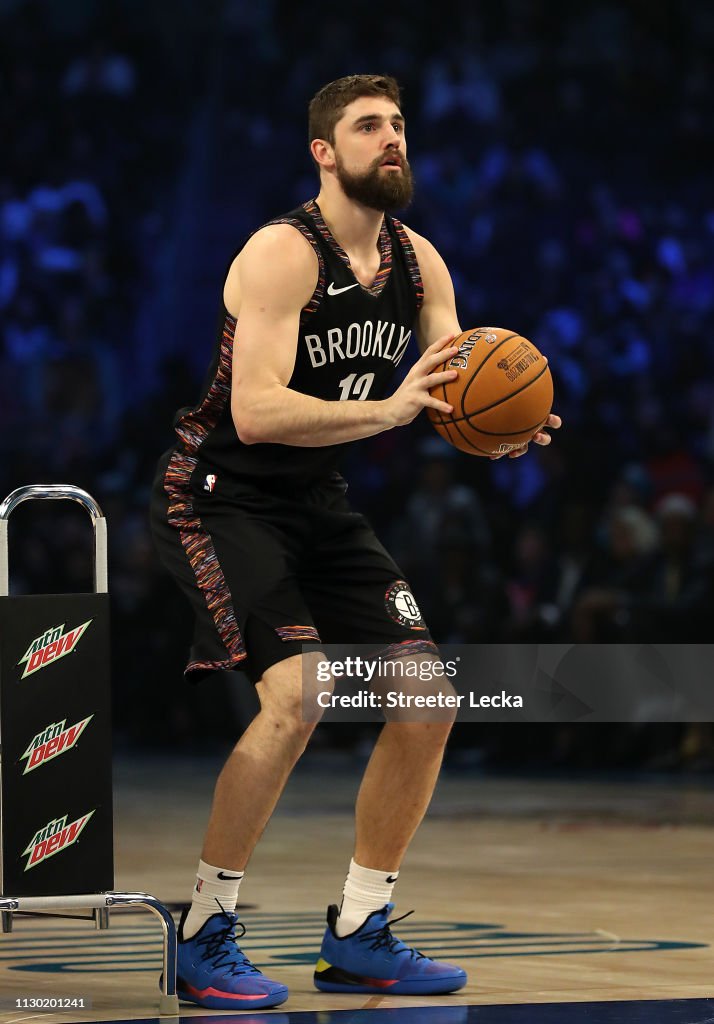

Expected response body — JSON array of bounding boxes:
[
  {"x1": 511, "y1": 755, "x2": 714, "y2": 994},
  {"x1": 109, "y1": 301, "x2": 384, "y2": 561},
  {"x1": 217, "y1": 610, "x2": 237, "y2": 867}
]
[
  {"x1": 335, "y1": 858, "x2": 399, "y2": 937},
  {"x1": 182, "y1": 859, "x2": 244, "y2": 939}
]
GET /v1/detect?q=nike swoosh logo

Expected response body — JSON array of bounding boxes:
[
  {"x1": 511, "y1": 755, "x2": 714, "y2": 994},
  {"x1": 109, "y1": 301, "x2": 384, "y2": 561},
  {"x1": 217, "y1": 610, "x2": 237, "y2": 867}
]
[
  {"x1": 327, "y1": 281, "x2": 360, "y2": 296},
  {"x1": 386, "y1": 875, "x2": 398, "y2": 883},
  {"x1": 217, "y1": 871, "x2": 242, "y2": 880}
]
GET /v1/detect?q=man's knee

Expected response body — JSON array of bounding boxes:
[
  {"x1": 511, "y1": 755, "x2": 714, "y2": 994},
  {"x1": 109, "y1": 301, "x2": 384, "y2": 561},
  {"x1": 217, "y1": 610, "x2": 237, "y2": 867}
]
[
  {"x1": 256, "y1": 651, "x2": 332, "y2": 742},
  {"x1": 383, "y1": 718, "x2": 455, "y2": 748},
  {"x1": 376, "y1": 655, "x2": 460, "y2": 727}
]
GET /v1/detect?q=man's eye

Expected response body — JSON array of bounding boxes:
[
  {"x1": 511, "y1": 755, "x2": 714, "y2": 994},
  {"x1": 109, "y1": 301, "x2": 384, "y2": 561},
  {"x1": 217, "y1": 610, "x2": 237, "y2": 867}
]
[
  {"x1": 361, "y1": 124, "x2": 375, "y2": 132},
  {"x1": 393, "y1": 123, "x2": 403, "y2": 132}
]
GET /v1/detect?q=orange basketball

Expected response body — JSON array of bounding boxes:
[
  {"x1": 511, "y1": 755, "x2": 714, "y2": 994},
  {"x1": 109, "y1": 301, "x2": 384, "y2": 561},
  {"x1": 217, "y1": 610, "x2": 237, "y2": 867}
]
[{"x1": 428, "y1": 327, "x2": 553, "y2": 456}]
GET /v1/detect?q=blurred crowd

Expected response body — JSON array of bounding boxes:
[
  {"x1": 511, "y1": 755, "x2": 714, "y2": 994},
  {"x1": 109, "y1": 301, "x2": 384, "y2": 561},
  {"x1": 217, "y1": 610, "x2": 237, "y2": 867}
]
[{"x1": 3, "y1": 0, "x2": 714, "y2": 766}]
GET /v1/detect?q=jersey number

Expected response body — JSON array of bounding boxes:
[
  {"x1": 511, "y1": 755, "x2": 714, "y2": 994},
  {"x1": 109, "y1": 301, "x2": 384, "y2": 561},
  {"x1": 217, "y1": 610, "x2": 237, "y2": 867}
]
[{"x1": 338, "y1": 372, "x2": 375, "y2": 401}]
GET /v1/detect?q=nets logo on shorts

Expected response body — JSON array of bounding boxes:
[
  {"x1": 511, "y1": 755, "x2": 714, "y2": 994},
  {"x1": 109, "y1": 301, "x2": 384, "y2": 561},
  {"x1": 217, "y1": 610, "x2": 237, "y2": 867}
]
[{"x1": 385, "y1": 581, "x2": 425, "y2": 630}]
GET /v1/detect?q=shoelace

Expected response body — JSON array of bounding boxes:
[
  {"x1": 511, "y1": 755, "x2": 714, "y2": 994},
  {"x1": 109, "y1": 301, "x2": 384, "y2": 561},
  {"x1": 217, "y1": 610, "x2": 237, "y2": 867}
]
[
  {"x1": 357, "y1": 910, "x2": 428, "y2": 961},
  {"x1": 197, "y1": 914, "x2": 260, "y2": 977}
]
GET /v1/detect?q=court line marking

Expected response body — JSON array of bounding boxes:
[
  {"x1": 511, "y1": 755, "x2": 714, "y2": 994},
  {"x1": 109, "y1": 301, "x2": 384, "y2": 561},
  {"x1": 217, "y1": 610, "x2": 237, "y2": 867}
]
[{"x1": 362, "y1": 994, "x2": 385, "y2": 1009}]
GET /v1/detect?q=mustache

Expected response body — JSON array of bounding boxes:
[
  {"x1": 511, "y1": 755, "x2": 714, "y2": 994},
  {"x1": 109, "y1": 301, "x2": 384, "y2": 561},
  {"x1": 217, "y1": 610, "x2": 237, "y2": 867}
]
[{"x1": 372, "y1": 151, "x2": 405, "y2": 170}]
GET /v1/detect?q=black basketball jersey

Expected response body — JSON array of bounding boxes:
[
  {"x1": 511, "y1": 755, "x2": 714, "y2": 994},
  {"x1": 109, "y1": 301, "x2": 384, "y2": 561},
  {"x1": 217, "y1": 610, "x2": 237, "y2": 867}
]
[{"x1": 171, "y1": 198, "x2": 423, "y2": 487}]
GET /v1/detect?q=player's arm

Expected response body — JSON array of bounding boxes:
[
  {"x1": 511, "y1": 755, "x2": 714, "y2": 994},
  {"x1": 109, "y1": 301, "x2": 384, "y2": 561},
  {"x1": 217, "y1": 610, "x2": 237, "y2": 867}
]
[
  {"x1": 405, "y1": 225, "x2": 561, "y2": 456},
  {"x1": 229, "y1": 226, "x2": 457, "y2": 446},
  {"x1": 402, "y1": 227, "x2": 461, "y2": 351}
]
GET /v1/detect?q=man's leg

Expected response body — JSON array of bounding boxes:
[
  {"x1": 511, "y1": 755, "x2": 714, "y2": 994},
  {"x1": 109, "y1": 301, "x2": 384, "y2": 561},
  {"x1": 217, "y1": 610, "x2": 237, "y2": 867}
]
[
  {"x1": 331, "y1": 716, "x2": 453, "y2": 936},
  {"x1": 353, "y1": 718, "x2": 452, "y2": 869},
  {"x1": 200, "y1": 652, "x2": 318, "y2": 871},
  {"x1": 313, "y1": 657, "x2": 466, "y2": 995},
  {"x1": 351, "y1": 653, "x2": 457, "y2": 876},
  {"x1": 177, "y1": 652, "x2": 321, "y2": 1010}
]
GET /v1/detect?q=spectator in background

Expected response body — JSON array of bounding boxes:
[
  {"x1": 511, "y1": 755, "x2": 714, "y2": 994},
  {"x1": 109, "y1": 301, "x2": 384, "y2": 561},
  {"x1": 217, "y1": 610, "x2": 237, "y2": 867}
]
[
  {"x1": 571, "y1": 505, "x2": 658, "y2": 642},
  {"x1": 62, "y1": 40, "x2": 136, "y2": 99},
  {"x1": 633, "y1": 494, "x2": 714, "y2": 641},
  {"x1": 392, "y1": 439, "x2": 490, "y2": 579}
]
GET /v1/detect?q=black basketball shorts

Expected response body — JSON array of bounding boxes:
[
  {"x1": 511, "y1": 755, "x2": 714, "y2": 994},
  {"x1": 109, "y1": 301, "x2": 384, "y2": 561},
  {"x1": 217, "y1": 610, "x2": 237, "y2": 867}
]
[{"x1": 150, "y1": 448, "x2": 438, "y2": 684}]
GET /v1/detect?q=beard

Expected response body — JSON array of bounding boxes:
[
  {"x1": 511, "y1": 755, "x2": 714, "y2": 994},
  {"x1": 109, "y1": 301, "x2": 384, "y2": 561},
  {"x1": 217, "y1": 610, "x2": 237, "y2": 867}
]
[{"x1": 334, "y1": 150, "x2": 414, "y2": 212}]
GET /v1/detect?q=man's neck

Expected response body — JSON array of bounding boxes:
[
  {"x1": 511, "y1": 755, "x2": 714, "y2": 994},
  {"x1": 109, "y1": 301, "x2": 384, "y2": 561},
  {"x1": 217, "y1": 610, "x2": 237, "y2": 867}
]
[{"x1": 314, "y1": 186, "x2": 384, "y2": 261}]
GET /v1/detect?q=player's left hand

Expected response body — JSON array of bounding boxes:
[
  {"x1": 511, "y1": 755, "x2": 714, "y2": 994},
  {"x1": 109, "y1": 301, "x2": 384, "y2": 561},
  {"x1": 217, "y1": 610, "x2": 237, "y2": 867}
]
[{"x1": 489, "y1": 413, "x2": 562, "y2": 460}]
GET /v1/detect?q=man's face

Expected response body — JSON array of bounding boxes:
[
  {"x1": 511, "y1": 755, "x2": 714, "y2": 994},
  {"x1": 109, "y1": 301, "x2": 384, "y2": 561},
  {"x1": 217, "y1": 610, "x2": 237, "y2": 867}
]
[{"x1": 330, "y1": 95, "x2": 414, "y2": 211}]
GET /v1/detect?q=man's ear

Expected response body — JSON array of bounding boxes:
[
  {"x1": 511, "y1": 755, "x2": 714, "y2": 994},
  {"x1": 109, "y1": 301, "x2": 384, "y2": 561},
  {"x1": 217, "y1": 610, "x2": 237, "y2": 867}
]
[{"x1": 311, "y1": 138, "x2": 335, "y2": 171}]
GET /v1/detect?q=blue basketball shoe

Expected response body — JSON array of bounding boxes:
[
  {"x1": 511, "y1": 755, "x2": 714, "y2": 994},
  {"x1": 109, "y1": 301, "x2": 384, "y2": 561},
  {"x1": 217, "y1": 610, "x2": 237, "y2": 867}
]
[
  {"x1": 314, "y1": 903, "x2": 467, "y2": 995},
  {"x1": 173, "y1": 905, "x2": 288, "y2": 1010}
]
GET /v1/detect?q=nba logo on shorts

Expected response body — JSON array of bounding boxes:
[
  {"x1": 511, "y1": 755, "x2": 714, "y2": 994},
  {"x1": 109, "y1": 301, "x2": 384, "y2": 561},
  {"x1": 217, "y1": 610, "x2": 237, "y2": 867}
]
[
  {"x1": 203, "y1": 474, "x2": 217, "y2": 493},
  {"x1": 385, "y1": 581, "x2": 425, "y2": 629}
]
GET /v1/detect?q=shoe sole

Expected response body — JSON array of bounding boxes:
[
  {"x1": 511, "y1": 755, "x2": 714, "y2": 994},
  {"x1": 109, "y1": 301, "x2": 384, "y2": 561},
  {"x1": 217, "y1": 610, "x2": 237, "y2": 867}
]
[
  {"x1": 176, "y1": 980, "x2": 289, "y2": 1010},
  {"x1": 314, "y1": 973, "x2": 467, "y2": 995}
]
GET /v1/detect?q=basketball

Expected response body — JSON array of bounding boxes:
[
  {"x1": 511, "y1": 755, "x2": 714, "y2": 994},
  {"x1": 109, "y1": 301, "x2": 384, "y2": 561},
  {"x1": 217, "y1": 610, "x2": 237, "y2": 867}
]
[{"x1": 428, "y1": 327, "x2": 554, "y2": 456}]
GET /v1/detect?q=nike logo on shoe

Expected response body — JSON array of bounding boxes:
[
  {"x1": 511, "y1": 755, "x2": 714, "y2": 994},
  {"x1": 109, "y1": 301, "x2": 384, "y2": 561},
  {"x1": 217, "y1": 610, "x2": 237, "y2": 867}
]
[
  {"x1": 217, "y1": 871, "x2": 242, "y2": 880},
  {"x1": 386, "y1": 875, "x2": 398, "y2": 883},
  {"x1": 327, "y1": 281, "x2": 360, "y2": 296}
]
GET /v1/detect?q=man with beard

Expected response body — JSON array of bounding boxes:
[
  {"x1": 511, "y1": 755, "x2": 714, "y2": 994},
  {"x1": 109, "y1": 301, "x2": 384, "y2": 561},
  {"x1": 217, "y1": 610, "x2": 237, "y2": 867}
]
[{"x1": 150, "y1": 74, "x2": 559, "y2": 1010}]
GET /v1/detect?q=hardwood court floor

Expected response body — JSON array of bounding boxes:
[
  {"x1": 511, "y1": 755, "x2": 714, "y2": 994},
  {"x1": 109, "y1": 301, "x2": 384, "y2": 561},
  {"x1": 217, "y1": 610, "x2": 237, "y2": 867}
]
[{"x1": 0, "y1": 751, "x2": 713, "y2": 1023}]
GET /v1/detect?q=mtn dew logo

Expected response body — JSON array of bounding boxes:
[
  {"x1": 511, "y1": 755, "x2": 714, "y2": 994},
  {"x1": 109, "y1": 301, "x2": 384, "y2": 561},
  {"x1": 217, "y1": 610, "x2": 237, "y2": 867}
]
[
  {"x1": 18, "y1": 621, "x2": 92, "y2": 679},
  {"x1": 23, "y1": 811, "x2": 94, "y2": 871},
  {"x1": 20, "y1": 716, "x2": 93, "y2": 774}
]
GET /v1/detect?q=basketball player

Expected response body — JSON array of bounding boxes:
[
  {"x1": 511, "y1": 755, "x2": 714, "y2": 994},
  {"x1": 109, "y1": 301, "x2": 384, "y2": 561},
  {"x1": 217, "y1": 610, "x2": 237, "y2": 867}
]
[{"x1": 150, "y1": 74, "x2": 560, "y2": 1010}]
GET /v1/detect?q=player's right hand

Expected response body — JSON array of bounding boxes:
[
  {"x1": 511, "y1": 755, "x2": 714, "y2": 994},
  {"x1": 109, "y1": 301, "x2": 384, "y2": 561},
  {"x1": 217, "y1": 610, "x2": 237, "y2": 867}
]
[{"x1": 385, "y1": 335, "x2": 459, "y2": 427}]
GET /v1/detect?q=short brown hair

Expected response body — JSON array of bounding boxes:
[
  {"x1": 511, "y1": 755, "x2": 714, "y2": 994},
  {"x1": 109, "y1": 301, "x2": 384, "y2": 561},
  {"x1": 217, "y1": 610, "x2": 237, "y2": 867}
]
[{"x1": 308, "y1": 74, "x2": 402, "y2": 168}]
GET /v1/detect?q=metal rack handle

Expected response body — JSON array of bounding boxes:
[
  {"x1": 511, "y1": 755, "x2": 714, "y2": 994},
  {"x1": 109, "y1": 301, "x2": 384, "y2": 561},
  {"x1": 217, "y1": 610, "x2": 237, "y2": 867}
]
[
  {"x1": 0, "y1": 485, "x2": 107, "y2": 597},
  {"x1": 0, "y1": 892, "x2": 178, "y2": 1015}
]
